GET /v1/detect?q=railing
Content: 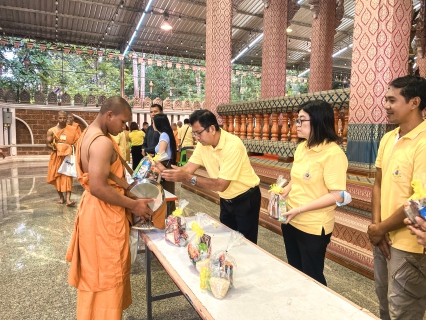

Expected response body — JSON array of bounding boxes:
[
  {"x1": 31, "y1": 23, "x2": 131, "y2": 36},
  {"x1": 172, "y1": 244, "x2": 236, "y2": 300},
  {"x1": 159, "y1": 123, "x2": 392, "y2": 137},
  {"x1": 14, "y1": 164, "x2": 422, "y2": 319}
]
[{"x1": 217, "y1": 89, "x2": 350, "y2": 158}]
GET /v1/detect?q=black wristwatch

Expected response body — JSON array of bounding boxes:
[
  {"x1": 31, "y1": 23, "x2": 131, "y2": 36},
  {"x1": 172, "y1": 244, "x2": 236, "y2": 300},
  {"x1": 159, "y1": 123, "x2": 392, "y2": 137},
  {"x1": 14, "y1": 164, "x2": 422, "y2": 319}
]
[{"x1": 190, "y1": 176, "x2": 197, "y2": 186}]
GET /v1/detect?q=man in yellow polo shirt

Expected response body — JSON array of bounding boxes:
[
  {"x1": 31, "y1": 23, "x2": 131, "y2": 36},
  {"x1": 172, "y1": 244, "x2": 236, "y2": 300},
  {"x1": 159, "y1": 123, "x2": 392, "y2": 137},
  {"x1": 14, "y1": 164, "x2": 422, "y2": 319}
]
[
  {"x1": 161, "y1": 110, "x2": 261, "y2": 243},
  {"x1": 367, "y1": 76, "x2": 426, "y2": 320}
]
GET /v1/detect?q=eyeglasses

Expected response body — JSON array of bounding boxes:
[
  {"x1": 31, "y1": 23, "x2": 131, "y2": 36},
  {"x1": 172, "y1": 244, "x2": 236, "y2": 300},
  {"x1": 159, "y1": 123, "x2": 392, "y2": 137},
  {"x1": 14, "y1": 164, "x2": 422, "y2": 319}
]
[
  {"x1": 191, "y1": 128, "x2": 207, "y2": 137},
  {"x1": 295, "y1": 118, "x2": 310, "y2": 126}
]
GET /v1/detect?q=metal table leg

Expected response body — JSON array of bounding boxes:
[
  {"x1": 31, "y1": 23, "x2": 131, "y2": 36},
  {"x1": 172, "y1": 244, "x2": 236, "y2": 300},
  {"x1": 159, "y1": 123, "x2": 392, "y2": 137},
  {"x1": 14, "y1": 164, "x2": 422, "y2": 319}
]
[{"x1": 146, "y1": 245, "x2": 153, "y2": 320}]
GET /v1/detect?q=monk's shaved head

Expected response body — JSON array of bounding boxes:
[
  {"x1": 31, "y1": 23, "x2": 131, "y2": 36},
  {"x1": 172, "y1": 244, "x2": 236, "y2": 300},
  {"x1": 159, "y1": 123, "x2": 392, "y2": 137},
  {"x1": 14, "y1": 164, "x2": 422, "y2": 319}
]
[
  {"x1": 58, "y1": 110, "x2": 67, "y2": 117},
  {"x1": 100, "y1": 96, "x2": 131, "y2": 115}
]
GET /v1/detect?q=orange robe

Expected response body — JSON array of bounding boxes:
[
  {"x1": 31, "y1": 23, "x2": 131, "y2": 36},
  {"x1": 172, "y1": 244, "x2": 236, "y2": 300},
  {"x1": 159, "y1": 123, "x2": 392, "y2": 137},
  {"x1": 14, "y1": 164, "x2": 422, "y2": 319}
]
[
  {"x1": 46, "y1": 125, "x2": 80, "y2": 192},
  {"x1": 72, "y1": 122, "x2": 82, "y2": 136},
  {"x1": 65, "y1": 130, "x2": 133, "y2": 320}
]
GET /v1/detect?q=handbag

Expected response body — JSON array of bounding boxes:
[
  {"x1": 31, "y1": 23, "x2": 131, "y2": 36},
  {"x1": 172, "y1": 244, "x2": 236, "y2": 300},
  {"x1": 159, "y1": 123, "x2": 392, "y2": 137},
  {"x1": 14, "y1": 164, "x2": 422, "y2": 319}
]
[
  {"x1": 178, "y1": 126, "x2": 190, "y2": 152},
  {"x1": 57, "y1": 145, "x2": 77, "y2": 178}
]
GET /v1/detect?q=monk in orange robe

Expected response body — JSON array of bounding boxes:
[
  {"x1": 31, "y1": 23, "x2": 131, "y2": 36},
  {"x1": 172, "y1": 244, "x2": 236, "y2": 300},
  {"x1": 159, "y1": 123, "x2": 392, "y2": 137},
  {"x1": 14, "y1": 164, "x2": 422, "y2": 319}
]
[
  {"x1": 46, "y1": 111, "x2": 81, "y2": 206},
  {"x1": 67, "y1": 114, "x2": 82, "y2": 136},
  {"x1": 65, "y1": 96, "x2": 153, "y2": 320}
]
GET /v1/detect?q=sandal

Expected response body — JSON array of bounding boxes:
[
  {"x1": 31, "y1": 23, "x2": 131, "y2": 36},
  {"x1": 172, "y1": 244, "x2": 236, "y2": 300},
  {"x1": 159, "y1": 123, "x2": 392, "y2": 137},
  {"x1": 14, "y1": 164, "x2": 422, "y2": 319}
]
[{"x1": 66, "y1": 201, "x2": 76, "y2": 207}]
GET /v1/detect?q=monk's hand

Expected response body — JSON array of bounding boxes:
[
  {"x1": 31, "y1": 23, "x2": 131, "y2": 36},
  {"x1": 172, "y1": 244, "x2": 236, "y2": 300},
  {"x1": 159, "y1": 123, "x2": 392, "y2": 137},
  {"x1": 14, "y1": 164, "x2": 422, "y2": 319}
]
[
  {"x1": 161, "y1": 165, "x2": 189, "y2": 182},
  {"x1": 132, "y1": 198, "x2": 154, "y2": 220}
]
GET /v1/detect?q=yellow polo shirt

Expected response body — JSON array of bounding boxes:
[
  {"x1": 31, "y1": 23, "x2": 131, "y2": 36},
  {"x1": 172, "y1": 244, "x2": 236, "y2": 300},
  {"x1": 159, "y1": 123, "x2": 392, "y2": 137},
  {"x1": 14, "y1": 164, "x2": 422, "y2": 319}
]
[
  {"x1": 129, "y1": 130, "x2": 145, "y2": 146},
  {"x1": 375, "y1": 120, "x2": 426, "y2": 254},
  {"x1": 288, "y1": 141, "x2": 348, "y2": 235},
  {"x1": 189, "y1": 129, "x2": 260, "y2": 199},
  {"x1": 178, "y1": 124, "x2": 193, "y2": 148}
]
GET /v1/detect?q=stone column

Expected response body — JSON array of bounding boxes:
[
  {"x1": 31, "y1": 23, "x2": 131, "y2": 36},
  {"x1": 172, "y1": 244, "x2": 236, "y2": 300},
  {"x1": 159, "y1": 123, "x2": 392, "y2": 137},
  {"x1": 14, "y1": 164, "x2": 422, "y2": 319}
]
[
  {"x1": 346, "y1": 0, "x2": 412, "y2": 173},
  {"x1": 205, "y1": 0, "x2": 233, "y2": 123},
  {"x1": 308, "y1": 0, "x2": 341, "y2": 92},
  {"x1": 261, "y1": 0, "x2": 288, "y2": 98},
  {"x1": 418, "y1": 58, "x2": 426, "y2": 77},
  {"x1": 415, "y1": 0, "x2": 426, "y2": 77}
]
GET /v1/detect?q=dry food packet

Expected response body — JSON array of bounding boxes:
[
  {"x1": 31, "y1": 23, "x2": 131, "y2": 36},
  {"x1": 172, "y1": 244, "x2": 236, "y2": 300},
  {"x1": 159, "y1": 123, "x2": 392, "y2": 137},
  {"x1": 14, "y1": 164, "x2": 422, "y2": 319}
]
[
  {"x1": 404, "y1": 176, "x2": 426, "y2": 223},
  {"x1": 267, "y1": 175, "x2": 287, "y2": 222},
  {"x1": 188, "y1": 221, "x2": 212, "y2": 270},
  {"x1": 205, "y1": 231, "x2": 244, "y2": 299},
  {"x1": 165, "y1": 199, "x2": 189, "y2": 246}
]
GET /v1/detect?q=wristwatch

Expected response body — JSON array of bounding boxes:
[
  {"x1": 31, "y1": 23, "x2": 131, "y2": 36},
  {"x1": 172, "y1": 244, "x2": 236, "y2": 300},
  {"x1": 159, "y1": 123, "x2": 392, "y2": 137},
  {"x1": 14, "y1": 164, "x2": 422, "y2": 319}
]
[{"x1": 190, "y1": 176, "x2": 197, "y2": 186}]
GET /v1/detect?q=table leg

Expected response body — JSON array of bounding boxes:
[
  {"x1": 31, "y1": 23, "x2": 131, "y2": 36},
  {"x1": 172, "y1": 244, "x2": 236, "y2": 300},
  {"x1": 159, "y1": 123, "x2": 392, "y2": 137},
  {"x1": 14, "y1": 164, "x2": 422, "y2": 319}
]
[{"x1": 145, "y1": 245, "x2": 153, "y2": 320}]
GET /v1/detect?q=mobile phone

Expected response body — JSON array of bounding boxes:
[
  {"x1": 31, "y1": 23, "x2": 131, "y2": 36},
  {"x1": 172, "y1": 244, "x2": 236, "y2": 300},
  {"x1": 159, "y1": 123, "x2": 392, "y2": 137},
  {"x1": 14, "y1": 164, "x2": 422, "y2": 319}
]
[{"x1": 404, "y1": 200, "x2": 426, "y2": 224}]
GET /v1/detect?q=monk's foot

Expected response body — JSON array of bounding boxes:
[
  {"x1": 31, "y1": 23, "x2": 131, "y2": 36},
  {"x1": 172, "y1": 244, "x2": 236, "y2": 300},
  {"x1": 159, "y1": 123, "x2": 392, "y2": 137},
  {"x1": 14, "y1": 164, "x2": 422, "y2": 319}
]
[
  {"x1": 66, "y1": 201, "x2": 76, "y2": 207},
  {"x1": 57, "y1": 199, "x2": 65, "y2": 204}
]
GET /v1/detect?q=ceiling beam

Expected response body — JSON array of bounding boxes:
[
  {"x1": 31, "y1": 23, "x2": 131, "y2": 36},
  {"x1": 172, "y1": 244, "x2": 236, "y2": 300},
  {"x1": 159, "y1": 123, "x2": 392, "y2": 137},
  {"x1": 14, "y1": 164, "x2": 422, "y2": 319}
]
[
  {"x1": 0, "y1": 5, "x2": 133, "y2": 27},
  {"x1": 299, "y1": 4, "x2": 353, "y2": 20},
  {"x1": 68, "y1": 0, "x2": 140, "y2": 12},
  {"x1": 177, "y1": 0, "x2": 263, "y2": 18}
]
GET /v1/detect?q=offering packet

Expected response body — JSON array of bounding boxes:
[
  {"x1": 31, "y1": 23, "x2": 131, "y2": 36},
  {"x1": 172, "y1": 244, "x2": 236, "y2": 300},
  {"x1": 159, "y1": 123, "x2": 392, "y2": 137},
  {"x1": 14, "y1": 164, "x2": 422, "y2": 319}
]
[
  {"x1": 403, "y1": 175, "x2": 426, "y2": 223},
  {"x1": 187, "y1": 221, "x2": 212, "y2": 271},
  {"x1": 132, "y1": 152, "x2": 168, "y2": 181},
  {"x1": 204, "y1": 231, "x2": 244, "y2": 299},
  {"x1": 267, "y1": 175, "x2": 288, "y2": 222},
  {"x1": 165, "y1": 199, "x2": 189, "y2": 246}
]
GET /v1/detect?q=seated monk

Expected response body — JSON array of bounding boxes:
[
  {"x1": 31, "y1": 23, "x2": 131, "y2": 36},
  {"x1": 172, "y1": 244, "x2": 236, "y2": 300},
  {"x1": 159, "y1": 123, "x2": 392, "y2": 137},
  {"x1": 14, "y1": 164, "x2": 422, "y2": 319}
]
[
  {"x1": 65, "y1": 96, "x2": 153, "y2": 319},
  {"x1": 46, "y1": 111, "x2": 81, "y2": 206},
  {"x1": 67, "y1": 114, "x2": 82, "y2": 136}
]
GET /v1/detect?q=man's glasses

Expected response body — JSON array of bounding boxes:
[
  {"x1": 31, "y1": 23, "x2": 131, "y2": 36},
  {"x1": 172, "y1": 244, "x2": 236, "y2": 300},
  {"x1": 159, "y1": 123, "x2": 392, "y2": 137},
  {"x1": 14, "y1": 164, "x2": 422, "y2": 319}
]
[
  {"x1": 191, "y1": 128, "x2": 207, "y2": 137},
  {"x1": 295, "y1": 118, "x2": 310, "y2": 126}
]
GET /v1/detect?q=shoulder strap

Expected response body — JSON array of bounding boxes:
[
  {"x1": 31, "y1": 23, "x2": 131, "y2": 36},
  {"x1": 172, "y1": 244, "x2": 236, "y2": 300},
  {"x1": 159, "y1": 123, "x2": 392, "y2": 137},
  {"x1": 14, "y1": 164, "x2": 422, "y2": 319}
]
[
  {"x1": 179, "y1": 126, "x2": 190, "y2": 148},
  {"x1": 86, "y1": 132, "x2": 105, "y2": 162}
]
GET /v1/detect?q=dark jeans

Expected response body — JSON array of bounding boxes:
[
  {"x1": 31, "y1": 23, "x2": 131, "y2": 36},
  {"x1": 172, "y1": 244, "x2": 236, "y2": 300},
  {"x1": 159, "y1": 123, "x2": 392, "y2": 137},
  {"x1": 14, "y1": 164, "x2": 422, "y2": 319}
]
[
  {"x1": 281, "y1": 222, "x2": 332, "y2": 286},
  {"x1": 131, "y1": 145, "x2": 143, "y2": 171},
  {"x1": 219, "y1": 186, "x2": 261, "y2": 244}
]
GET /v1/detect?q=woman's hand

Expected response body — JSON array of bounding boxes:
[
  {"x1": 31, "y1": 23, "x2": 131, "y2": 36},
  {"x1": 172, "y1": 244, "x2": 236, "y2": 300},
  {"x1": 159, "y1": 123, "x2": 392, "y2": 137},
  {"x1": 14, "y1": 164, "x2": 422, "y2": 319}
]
[{"x1": 281, "y1": 206, "x2": 302, "y2": 224}]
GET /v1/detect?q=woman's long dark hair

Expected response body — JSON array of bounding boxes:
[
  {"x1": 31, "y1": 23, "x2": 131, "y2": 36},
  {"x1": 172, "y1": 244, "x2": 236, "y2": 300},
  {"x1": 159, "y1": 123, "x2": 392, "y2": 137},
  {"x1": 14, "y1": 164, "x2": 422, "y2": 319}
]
[
  {"x1": 298, "y1": 100, "x2": 341, "y2": 148},
  {"x1": 153, "y1": 114, "x2": 177, "y2": 164}
]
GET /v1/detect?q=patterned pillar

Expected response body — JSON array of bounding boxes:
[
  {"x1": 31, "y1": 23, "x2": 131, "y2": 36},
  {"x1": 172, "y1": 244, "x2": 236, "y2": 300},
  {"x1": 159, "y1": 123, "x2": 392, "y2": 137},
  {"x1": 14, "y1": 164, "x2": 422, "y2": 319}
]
[
  {"x1": 308, "y1": 0, "x2": 340, "y2": 92},
  {"x1": 346, "y1": 0, "x2": 412, "y2": 171},
  {"x1": 418, "y1": 58, "x2": 426, "y2": 77},
  {"x1": 261, "y1": 0, "x2": 288, "y2": 98},
  {"x1": 205, "y1": 0, "x2": 233, "y2": 123},
  {"x1": 415, "y1": 0, "x2": 426, "y2": 77}
]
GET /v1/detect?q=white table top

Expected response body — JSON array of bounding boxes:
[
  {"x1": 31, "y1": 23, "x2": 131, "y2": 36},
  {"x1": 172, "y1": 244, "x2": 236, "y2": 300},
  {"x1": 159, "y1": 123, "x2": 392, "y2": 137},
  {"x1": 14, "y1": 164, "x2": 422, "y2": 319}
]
[
  {"x1": 164, "y1": 189, "x2": 178, "y2": 201},
  {"x1": 140, "y1": 216, "x2": 377, "y2": 320}
]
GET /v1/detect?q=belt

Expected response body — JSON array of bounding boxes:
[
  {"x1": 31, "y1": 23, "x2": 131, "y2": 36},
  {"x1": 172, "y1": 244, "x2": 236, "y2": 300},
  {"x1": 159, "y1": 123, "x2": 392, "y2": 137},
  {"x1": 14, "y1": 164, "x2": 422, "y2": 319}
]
[{"x1": 222, "y1": 185, "x2": 259, "y2": 204}]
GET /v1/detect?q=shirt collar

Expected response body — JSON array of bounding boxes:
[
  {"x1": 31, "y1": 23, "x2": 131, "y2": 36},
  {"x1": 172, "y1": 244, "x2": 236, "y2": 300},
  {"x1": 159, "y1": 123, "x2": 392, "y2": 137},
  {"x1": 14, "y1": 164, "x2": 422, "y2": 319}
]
[
  {"x1": 304, "y1": 141, "x2": 329, "y2": 153},
  {"x1": 397, "y1": 120, "x2": 426, "y2": 140},
  {"x1": 212, "y1": 129, "x2": 226, "y2": 150}
]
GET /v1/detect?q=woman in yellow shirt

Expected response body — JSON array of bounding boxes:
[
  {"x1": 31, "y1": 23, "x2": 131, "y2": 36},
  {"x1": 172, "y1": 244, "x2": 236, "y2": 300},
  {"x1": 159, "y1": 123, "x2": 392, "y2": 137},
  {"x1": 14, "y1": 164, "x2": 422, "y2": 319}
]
[
  {"x1": 128, "y1": 122, "x2": 145, "y2": 170},
  {"x1": 280, "y1": 100, "x2": 348, "y2": 286}
]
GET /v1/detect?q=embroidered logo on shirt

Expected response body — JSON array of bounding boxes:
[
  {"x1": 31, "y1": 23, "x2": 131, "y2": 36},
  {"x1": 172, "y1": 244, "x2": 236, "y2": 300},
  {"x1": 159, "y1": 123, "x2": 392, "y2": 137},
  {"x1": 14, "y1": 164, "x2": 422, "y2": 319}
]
[
  {"x1": 303, "y1": 171, "x2": 311, "y2": 180},
  {"x1": 392, "y1": 166, "x2": 401, "y2": 179}
]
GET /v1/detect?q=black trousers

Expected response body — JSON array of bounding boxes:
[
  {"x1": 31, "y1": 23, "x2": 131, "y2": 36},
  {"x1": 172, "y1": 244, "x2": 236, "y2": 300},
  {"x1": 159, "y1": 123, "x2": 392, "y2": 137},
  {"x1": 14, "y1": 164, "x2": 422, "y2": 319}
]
[
  {"x1": 219, "y1": 186, "x2": 261, "y2": 244},
  {"x1": 281, "y1": 222, "x2": 332, "y2": 286},
  {"x1": 131, "y1": 145, "x2": 143, "y2": 171},
  {"x1": 160, "y1": 159, "x2": 176, "y2": 212}
]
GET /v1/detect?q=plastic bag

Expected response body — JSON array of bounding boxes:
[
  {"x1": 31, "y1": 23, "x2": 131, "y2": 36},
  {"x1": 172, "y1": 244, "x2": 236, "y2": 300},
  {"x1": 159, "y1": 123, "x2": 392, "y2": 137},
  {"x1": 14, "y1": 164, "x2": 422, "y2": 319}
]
[
  {"x1": 203, "y1": 231, "x2": 244, "y2": 299},
  {"x1": 57, "y1": 146, "x2": 77, "y2": 178},
  {"x1": 129, "y1": 228, "x2": 139, "y2": 265},
  {"x1": 165, "y1": 199, "x2": 189, "y2": 246},
  {"x1": 404, "y1": 175, "x2": 426, "y2": 223},
  {"x1": 267, "y1": 175, "x2": 287, "y2": 222},
  {"x1": 132, "y1": 152, "x2": 168, "y2": 181},
  {"x1": 187, "y1": 221, "x2": 212, "y2": 271}
]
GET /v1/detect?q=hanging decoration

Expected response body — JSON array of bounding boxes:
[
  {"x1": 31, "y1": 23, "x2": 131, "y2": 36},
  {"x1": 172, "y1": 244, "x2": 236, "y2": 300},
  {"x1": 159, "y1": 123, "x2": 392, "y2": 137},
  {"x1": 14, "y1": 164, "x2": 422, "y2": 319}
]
[
  {"x1": 75, "y1": 47, "x2": 82, "y2": 55},
  {"x1": 14, "y1": 40, "x2": 21, "y2": 48}
]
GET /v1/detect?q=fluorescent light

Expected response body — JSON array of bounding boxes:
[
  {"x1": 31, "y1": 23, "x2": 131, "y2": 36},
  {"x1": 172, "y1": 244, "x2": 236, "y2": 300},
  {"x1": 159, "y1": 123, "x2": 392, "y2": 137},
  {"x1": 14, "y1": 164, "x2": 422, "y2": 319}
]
[
  {"x1": 414, "y1": 3, "x2": 421, "y2": 10},
  {"x1": 297, "y1": 0, "x2": 304, "y2": 3},
  {"x1": 286, "y1": 28, "x2": 292, "y2": 33},
  {"x1": 161, "y1": 20, "x2": 173, "y2": 30},
  {"x1": 231, "y1": 33, "x2": 264, "y2": 63},
  {"x1": 298, "y1": 69, "x2": 310, "y2": 77},
  {"x1": 123, "y1": 0, "x2": 154, "y2": 56},
  {"x1": 332, "y1": 46, "x2": 348, "y2": 58}
]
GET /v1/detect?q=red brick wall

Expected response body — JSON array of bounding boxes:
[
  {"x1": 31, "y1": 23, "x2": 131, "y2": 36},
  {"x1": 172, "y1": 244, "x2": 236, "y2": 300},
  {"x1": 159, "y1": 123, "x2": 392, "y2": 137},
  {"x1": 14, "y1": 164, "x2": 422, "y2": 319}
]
[{"x1": 14, "y1": 109, "x2": 99, "y2": 156}]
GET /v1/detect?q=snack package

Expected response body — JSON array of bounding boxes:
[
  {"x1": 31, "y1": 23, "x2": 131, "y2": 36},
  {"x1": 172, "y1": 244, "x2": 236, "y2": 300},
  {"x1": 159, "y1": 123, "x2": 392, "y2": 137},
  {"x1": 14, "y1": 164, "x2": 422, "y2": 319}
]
[
  {"x1": 204, "y1": 231, "x2": 244, "y2": 299},
  {"x1": 267, "y1": 175, "x2": 288, "y2": 222},
  {"x1": 187, "y1": 221, "x2": 212, "y2": 271},
  {"x1": 403, "y1": 175, "x2": 426, "y2": 223},
  {"x1": 165, "y1": 199, "x2": 189, "y2": 246},
  {"x1": 132, "y1": 152, "x2": 168, "y2": 181}
]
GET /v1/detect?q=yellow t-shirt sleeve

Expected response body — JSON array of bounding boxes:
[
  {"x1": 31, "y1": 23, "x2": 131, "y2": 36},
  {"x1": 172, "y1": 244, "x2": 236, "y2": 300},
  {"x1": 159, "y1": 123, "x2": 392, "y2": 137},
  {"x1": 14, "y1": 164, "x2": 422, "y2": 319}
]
[
  {"x1": 188, "y1": 142, "x2": 204, "y2": 166},
  {"x1": 217, "y1": 146, "x2": 244, "y2": 181},
  {"x1": 323, "y1": 150, "x2": 348, "y2": 190},
  {"x1": 375, "y1": 134, "x2": 386, "y2": 169}
]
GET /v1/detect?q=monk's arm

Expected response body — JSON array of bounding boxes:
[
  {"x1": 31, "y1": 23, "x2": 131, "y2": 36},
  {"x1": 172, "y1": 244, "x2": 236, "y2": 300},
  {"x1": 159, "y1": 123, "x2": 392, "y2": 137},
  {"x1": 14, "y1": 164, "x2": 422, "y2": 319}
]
[
  {"x1": 88, "y1": 137, "x2": 152, "y2": 219},
  {"x1": 46, "y1": 129, "x2": 55, "y2": 150}
]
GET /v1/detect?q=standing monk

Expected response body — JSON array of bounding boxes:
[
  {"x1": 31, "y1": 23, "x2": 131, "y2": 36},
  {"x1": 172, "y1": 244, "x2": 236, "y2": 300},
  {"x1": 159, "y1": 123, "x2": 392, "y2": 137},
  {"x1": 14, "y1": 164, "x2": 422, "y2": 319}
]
[
  {"x1": 67, "y1": 114, "x2": 82, "y2": 136},
  {"x1": 46, "y1": 111, "x2": 80, "y2": 206},
  {"x1": 65, "y1": 96, "x2": 153, "y2": 319}
]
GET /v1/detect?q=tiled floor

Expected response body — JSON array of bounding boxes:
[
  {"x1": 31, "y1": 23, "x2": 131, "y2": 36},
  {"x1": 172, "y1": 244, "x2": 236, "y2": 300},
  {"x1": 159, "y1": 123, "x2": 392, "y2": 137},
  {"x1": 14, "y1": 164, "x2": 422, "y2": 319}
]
[{"x1": 0, "y1": 160, "x2": 379, "y2": 319}]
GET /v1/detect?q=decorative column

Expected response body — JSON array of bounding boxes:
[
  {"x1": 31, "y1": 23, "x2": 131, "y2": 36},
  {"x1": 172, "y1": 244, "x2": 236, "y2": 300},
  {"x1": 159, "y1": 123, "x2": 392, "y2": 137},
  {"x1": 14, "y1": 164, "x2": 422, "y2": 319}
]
[
  {"x1": 308, "y1": 0, "x2": 344, "y2": 92},
  {"x1": 414, "y1": 0, "x2": 426, "y2": 77},
  {"x1": 132, "y1": 53, "x2": 139, "y2": 98},
  {"x1": 346, "y1": 0, "x2": 412, "y2": 173},
  {"x1": 205, "y1": 0, "x2": 233, "y2": 123},
  {"x1": 261, "y1": 0, "x2": 299, "y2": 98}
]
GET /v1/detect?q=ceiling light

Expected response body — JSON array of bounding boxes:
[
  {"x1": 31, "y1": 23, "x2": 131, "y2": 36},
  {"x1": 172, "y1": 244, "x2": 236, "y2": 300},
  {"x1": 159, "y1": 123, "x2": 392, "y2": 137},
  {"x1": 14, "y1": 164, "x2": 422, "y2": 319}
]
[
  {"x1": 160, "y1": 13, "x2": 173, "y2": 31},
  {"x1": 286, "y1": 28, "x2": 292, "y2": 33}
]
